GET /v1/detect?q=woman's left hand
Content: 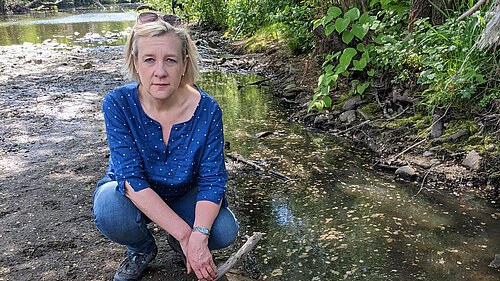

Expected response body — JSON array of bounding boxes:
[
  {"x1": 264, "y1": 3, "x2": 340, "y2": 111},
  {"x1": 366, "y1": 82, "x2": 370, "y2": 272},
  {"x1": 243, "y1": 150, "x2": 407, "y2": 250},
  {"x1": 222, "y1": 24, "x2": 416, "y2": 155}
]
[{"x1": 186, "y1": 232, "x2": 217, "y2": 281}]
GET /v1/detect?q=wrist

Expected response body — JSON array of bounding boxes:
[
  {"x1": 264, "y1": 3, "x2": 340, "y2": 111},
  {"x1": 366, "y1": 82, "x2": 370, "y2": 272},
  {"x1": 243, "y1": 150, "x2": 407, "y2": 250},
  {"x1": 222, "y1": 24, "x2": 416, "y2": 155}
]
[{"x1": 192, "y1": 226, "x2": 210, "y2": 236}]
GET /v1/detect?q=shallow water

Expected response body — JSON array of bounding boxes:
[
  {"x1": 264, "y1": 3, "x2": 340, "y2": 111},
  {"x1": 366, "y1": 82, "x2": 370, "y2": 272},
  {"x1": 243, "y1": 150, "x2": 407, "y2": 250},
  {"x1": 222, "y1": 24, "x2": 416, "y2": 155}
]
[
  {"x1": 0, "y1": 8, "x2": 134, "y2": 46},
  {"x1": 2, "y1": 9, "x2": 498, "y2": 281},
  {"x1": 198, "y1": 72, "x2": 500, "y2": 281}
]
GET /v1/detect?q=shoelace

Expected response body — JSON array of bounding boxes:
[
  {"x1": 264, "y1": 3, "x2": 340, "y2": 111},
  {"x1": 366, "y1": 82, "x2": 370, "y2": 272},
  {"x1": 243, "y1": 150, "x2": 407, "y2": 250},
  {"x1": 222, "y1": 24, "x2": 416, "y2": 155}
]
[{"x1": 121, "y1": 252, "x2": 147, "y2": 271}]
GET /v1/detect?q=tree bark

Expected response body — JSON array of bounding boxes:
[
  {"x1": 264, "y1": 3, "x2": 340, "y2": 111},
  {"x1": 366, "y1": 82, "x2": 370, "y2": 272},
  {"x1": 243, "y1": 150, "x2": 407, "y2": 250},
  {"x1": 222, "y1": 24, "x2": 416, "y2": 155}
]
[
  {"x1": 0, "y1": 0, "x2": 5, "y2": 14},
  {"x1": 408, "y1": 0, "x2": 449, "y2": 33}
]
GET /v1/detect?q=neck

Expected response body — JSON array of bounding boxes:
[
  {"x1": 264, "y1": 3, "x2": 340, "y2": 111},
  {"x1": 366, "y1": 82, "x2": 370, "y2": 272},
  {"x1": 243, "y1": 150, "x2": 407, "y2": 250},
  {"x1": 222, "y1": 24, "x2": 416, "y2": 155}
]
[{"x1": 138, "y1": 84, "x2": 190, "y2": 114}]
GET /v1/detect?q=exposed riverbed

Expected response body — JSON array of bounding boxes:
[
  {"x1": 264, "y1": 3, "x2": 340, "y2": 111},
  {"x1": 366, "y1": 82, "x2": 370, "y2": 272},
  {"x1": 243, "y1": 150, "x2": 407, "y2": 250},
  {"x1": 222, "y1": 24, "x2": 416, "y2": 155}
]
[{"x1": 0, "y1": 9, "x2": 499, "y2": 281}]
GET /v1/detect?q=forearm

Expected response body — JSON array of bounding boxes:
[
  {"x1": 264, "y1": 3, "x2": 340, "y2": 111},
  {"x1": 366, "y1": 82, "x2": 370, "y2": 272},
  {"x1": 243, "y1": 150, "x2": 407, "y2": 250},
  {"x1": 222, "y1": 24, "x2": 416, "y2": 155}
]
[
  {"x1": 193, "y1": 200, "x2": 221, "y2": 231},
  {"x1": 124, "y1": 181, "x2": 191, "y2": 243}
]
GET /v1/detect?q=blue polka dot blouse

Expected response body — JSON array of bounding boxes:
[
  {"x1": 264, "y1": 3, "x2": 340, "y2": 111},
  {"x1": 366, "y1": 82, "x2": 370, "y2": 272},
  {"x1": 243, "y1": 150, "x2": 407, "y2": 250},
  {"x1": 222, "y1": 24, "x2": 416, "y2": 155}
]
[{"x1": 102, "y1": 83, "x2": 227, "y2": 205}]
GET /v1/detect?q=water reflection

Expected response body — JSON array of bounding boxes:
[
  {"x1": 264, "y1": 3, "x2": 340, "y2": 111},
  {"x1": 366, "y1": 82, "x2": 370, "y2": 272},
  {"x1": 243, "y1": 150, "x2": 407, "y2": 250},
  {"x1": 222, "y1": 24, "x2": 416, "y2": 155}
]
[
  {"x1": 0, "y1": 11, "x2": 134, "y2": 46},
  {"x1": 198, "y1": 71, "x2": 500, "y2": 280}
]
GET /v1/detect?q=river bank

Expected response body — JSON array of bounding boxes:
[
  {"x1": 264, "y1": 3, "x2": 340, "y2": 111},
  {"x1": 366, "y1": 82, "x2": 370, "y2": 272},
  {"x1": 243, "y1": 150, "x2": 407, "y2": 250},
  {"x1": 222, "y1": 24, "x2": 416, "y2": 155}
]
[{"x1": 212, "y1": 30, "x2": 500, "y2": 205}]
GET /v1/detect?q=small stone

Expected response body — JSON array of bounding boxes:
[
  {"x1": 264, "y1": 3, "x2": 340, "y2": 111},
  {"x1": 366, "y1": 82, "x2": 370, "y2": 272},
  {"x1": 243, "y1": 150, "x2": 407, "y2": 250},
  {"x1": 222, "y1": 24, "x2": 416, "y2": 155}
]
[
  {"x1": 462, "y1": 150, "x2": 481, "y2": 171},
  {"x1": 81, "y1": 62, "x2": 93, "y2": 69},
  {"x1": 487, "y1": 144, "x2": 496, "y2": 152},
  {"x1": 489, "y1": 254, "x2": 500, "y2": 268},
  {"x1": 423, "y1": 151, "x2": 433, "y2": 157},
  {"x1": 395, "y1": 165, "x2": 416, "y2": 179},
  {"x1": 342, "y1": 95, "x2": 361, "y2": 111},
  {"x1": 339, "y1": 110, "x2": 356, "y2": 124}
]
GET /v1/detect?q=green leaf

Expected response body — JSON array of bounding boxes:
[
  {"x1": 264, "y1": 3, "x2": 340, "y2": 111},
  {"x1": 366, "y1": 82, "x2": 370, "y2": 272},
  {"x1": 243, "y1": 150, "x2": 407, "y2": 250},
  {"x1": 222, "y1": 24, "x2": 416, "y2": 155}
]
[
  {"x1": 317, "y1": 74, "x2": 325, "y2": 87},
  {"x1": 335, "y1": 18, "x2": 351, "y2": 33},
  {"x1": 344, "y1": 8, "x2": 360, "y2": 21},
  {"x1": 357, "y1": 81, "x2": 370, "y2": 94},
  {"x1": 358, "y1": 13, "x2": 375, "y2": 25},
  {"x1": 325, "y1": 64, "x2": 334, "y2": 73},
  {"x1": 323, "y1": 96, "x2": 332, "y2": 107},
  {"x1": 351, "y1": 23, "x2": 369, "y2": 40},
  {"x1": 327, "y1": 6, "x2": 342, "y2": 18},
  {"x1": 316, "y1": 100, "x2": 324, "y2": 110},
  {"x1": 324, "y1": 14, "x2": 334, "y2": 25},
  {"x1": 373, "y1": 33, "x2": 383, "y2": 44},
  {"x1": 367, "y1": 69, "x2": 375, "y2": 76},
  {"x1": 338, "y1": 48, "x2": 357, "y2": 71},
  {"x1": 356, "y1": 43, "x2": 365, "y2": 52},
  {"x1": 353, "y1": 56, "x2": 367, "y2": 71},
  {"x1": 325, "y1": 23, "x2": 336, "y2": 36},
  {"x1": 342, "y1": 31, "x2": 354, "y2": 44},
  {"x1": 313, "y1": 18, "x2": 323, "y2": 30}
]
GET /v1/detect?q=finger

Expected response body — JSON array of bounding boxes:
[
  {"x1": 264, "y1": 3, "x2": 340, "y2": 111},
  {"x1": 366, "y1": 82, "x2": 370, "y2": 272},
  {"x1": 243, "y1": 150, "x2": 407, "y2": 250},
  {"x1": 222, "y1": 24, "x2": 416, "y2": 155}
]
[
  {"x1": 195, "y1": 267, "x2": 211, "y2": 281},
  {"x1": 208, "y1": 261, "x2": 217, "y2": 279},
  {"x1": 186, "y1": 259, "x2": 192, "y2": 274}
]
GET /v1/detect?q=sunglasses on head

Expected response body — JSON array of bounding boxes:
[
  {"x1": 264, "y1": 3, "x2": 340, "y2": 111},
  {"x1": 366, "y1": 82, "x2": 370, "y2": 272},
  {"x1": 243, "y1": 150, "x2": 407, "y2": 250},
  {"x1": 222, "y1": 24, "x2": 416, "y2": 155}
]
[{"x1": 137, "y1": 12, "x2": 182, "y2": 26}]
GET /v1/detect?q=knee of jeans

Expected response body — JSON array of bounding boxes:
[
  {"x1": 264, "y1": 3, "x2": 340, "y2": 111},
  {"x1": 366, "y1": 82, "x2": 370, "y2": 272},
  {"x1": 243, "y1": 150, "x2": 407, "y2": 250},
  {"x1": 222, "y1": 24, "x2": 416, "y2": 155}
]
[
  {"x1": 209, "y1": 209, "x2": 239, "y2": 249},
  {"x1": 92, "y1": 182, "x2": 142, "y2": 232}
]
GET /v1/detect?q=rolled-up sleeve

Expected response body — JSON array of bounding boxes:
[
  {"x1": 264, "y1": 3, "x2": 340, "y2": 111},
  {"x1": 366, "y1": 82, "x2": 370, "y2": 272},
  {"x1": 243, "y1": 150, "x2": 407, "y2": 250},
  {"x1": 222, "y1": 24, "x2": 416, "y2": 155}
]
[
  {"x1": 197, "y1": 106, "x2": 227, "y2": 205},
  {"x1": 102, "y1": 92, "x2": 150, "y2": 195}
]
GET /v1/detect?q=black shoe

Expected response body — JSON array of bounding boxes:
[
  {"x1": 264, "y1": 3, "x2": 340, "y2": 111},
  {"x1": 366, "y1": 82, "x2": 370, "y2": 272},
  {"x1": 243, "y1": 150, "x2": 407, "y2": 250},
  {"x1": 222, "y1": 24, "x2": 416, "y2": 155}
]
[
  {"x1": 113, "y1": 247, "x2": 157, "y2": 281},
  {"x1": 167, "y1": 234, "x2": 186, "y2": 266}
]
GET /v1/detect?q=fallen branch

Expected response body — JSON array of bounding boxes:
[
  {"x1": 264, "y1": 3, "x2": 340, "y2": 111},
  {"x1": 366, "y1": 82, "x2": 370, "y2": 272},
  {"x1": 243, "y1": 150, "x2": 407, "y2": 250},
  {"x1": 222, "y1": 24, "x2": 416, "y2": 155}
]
[
  {"x1": 227, "y1": 152, "x2": 294, "y2": 182},
  {"x1": 227, "y1": 152, "x2": 264, "y2": 172},
  {"x1": 331, "y1": 120, "x2": 371, "y2": 136},
  {"x1": 388, "y1": 137, "x2": 428, "y2": 163},
  {"x1": 458, "y1": 0, "x2": 488, "y2": 20},
  {"x1": 214, "y1": 232, "x2": 263, "y2": 280}
]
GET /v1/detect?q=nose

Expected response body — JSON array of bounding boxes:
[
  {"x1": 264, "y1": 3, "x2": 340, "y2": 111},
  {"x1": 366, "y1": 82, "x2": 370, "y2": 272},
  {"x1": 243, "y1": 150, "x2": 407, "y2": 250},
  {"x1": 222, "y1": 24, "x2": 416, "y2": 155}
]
[{"x1": 153, "y1": 62, "x2": 167, "y2": 77}]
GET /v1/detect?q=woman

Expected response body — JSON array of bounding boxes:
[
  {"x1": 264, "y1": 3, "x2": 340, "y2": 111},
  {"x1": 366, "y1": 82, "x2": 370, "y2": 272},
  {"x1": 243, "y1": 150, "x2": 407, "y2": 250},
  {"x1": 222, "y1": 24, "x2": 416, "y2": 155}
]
[{"x1": 92, "y1": 13, "x2": 239, "y2": 281}]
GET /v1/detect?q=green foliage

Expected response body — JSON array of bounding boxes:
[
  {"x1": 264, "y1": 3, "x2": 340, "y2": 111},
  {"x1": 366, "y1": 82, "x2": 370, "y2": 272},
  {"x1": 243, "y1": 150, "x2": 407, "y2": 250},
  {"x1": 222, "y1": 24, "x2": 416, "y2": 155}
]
[{"x1": 309, "y1": 7, "x2": 376, "y2": 111}]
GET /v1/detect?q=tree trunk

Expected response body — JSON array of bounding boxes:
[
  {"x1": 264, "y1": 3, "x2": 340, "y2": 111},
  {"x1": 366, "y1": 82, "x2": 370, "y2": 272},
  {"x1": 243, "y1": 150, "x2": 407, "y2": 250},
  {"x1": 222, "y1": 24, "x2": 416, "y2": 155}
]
[
  {"x1": 0, "y1": 0, "x2": 5, "y2": 14},
  {"x1": 408, "y1": 0, "x2": 449, "y2": 32}
]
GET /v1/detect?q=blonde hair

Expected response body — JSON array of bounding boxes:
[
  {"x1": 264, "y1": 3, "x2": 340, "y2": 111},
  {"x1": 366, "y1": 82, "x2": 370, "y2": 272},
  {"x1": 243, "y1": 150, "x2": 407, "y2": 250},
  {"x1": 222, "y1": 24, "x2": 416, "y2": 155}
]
[{"x1": 123, "y1": 20, "x2": 200, "y2": 85}]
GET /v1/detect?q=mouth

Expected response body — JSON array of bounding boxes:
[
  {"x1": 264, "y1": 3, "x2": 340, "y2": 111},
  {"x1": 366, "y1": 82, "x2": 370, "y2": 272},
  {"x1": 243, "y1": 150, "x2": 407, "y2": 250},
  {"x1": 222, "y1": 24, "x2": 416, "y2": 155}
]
[{"x1": 153, "y1": 83, "x2": 169, "y2": 87}]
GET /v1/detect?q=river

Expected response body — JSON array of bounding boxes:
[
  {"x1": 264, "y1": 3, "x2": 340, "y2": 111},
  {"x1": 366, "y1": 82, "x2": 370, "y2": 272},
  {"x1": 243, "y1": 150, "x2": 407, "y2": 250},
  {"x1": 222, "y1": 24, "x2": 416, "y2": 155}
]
[{"x1": 1, "y1": 7, "x2": 499, "y2": 281}]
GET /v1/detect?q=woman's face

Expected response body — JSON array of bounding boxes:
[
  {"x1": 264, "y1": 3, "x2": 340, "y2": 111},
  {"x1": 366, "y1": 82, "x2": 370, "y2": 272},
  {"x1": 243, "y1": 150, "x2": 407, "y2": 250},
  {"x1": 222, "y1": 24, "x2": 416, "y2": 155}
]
[{"x1": 134, "y1": 33, "x2": 188, "y2": 101}]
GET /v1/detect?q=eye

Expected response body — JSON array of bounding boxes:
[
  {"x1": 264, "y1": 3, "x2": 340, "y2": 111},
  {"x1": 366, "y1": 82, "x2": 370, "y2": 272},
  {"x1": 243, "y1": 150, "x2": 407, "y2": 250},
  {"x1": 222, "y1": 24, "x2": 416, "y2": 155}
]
[
  {"x1": 166, "y1": 58, "x2": 177, "y2": 63},
  {"x1": 144, "y1": 58, "x2": 154, "y2": 63}
]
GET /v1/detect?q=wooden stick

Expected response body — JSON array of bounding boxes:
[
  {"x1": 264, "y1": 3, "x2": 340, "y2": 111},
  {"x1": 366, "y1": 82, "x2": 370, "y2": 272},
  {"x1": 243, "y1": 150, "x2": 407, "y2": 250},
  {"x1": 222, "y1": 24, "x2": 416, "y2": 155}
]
[
  {"x1": 458, "y1": 0, "x2": 488, "y2": 20},
  {"x1": 214, "y1": 232, "x2": 263, "y2": 280}
]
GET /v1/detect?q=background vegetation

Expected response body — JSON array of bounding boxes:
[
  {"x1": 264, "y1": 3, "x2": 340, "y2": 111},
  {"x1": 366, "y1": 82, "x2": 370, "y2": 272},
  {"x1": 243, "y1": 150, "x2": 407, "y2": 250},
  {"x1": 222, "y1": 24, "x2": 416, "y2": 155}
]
[{"x1": 136, "y1": 1, "x2": 500, "y2": 116}]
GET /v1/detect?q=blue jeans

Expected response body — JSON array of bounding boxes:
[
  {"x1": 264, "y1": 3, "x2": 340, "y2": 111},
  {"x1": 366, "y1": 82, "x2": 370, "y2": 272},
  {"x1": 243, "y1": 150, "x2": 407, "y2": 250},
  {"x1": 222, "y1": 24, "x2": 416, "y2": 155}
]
[{"x1": 92, "y1": 180, "x2": 239, "y2": 254}]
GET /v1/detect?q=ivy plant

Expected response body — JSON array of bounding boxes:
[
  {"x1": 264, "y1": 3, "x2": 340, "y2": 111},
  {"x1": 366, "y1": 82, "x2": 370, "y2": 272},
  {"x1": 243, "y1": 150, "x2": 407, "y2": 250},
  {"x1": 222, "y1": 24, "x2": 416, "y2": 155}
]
[{"x1": 309, "y1": 7, "x2": 376, "y2": 111}]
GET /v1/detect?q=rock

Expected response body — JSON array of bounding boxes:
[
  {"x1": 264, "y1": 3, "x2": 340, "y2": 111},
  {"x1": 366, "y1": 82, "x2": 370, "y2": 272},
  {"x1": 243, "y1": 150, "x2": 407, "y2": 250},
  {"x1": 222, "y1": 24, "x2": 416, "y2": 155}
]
[
  {"x1": 356, "y1": 107, "x2": 372, "y2": 120},
  {"x1": 278, "y1": 98, "x2": 299, "y2": 108},
  {"x1": 33, "y1": 59, "x2": 43, "y2": 64},
  {"x1": 487, "y1": 144, "x2": 496, "y2": 152},
  {"x1": 430, "y1": 114, "x2": 443, "y2": 138},
  {"x1": 339, "y1": 110, "x2": 356, "y2": 124},
  {"x1": 423, "y1": 151, "x2": 433, "y2": 157},
  {"x1": 395, "y1": 165, "x2": 416, "y2": 179},
  {"x1": 342, "y1": 95, "x2": 361, "y2": 111},
  {"x1": 489, "y1": 254, "x2": 500, "y2": 268},
  {"x1": 462, "y1": 150, "x2": 481, "y2": 171},
  {"x1": 82, "y1": 62, "x2": 93, "y2": 69},
  {"x1": 313, "y1": 114, "x2": 332, "y2": 126}
]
